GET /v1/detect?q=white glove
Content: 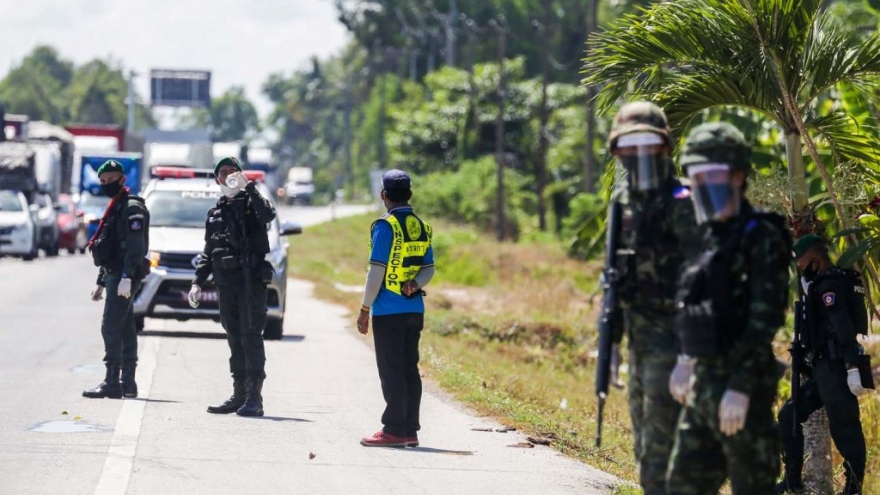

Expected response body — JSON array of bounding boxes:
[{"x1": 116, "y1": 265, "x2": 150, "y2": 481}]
[
  {"x1": 187, "y1": 285, "x2": 201, "y2": 308},
  {"x1": 117, "y1": 278, "x2": 132, "y2": 298},
  {"x1": 847, "y1": 368, "x2": 865, "y2": 397},
  {"x1": 226, "y1": 172, "x2": 250, "y2": 190},
  {"x1": 718, "y1": 389, "x2": 750, "y2": 437},
  {"x1": 90, "y1": 285, "x2": 104, "y2": 301},
  {"x1": 669, "y1": 355, "x2": 696, "y2": 405}
]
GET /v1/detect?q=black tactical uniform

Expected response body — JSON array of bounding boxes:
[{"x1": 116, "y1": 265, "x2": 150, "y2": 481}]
[
  {"x1": 84, "y1": 190, "x2": 150, "y2": 399},
  {"x1": 194, "y1": 180, "x2": 276, "y2": 416},
  {"x1": 777, "y1": 266, "x2": 868, "y2": 494}
]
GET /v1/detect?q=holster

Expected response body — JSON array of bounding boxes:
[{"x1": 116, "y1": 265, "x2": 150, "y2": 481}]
[{"x1": 211, "y1": 248, "x2": 242, "y2": 270}]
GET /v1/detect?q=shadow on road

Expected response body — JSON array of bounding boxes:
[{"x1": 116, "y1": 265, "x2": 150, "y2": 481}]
[
  {"x1": 128, "y1": 398, "x2": 181, "y2": 404},
  {"x1": 406, "y1": 447, "x2": 475, "y2": 455},
  {"x1": 280, "y1": 334, "x2": 306, "y2": 342},
  {"x1": 139, "y1": 330, "x2": 228, "y2": 340},
  {"x1": 246, "y1": 415, "x2": 313, "y2": 423}
]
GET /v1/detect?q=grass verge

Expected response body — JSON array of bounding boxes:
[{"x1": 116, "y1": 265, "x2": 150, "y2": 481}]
[{"x1": 289, "y1": 213, "x2": 880, "y2": 494}]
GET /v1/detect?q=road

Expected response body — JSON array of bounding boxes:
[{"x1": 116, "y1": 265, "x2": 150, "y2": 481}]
[{"x1": 0, "y1": 205, "x2": 618, "y2": 495}]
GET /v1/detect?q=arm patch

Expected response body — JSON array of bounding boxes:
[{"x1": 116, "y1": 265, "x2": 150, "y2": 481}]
[
  {"x1": 129, "y1": 219, "x2": 144, "y2": 231},
  {"x1": 822, "y1": 291, "x2": 836, "y2": 306}
]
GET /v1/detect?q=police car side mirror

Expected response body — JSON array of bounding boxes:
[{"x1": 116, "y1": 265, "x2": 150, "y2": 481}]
[{"x1": 280, "y1": 220, "x2": 302, "y2": 236}]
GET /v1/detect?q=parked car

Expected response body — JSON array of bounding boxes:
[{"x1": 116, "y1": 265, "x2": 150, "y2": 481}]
[
  {"x1": 33, "y1": 193, "x2": 60, "y2": 256},
  {"x1": 133, "y1": 167, "x2": 302, "y2": 339},
  {"x1": 0, "y1": 190, "x2": 39, "y2": 261},
  {"x1": 56, "y1": 193, "x2": 87, "y2": 254},
  {"x1": 78, "y1": 193, "x2": 110, "y2": 241}
]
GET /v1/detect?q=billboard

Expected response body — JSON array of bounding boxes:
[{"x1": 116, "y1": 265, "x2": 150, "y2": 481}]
[{"x1": 150, "y1": 69, "x2": 211, "y2": 107}]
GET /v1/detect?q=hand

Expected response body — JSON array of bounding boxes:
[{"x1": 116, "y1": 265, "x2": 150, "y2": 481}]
[
  {"x1": 669, "y1": 356, "x2": 695, "y2": 405},
  {"x1": 117, "y1": 278, "x2": 132, "y2": 298},
  {"x1": 718, "y1": 389, "x2": 750, "y2": 437},
  {"x1": 847, "y1": 367, "x2": 865, "y2": 397},
  {"x1": 226, "y1": 172, "x2": 250, "y2": 191},
  {"x1": 357, "y1": 308, "x2": 370, "y2": 335},
  {"x1": 90, "y1": 285, "x2": 104, "y2": 301},
  {"x1": 188, "y1": 285, "x2": 202, "y2": 309},
  {"x1": 610, "y1": 344, "x2": 625, "y2": 390},
  {"x1": 402, "y1": 280, "x2": 420, "y2": 297}
]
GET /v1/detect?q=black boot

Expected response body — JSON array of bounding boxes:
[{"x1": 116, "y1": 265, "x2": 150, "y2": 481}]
[
  {"x1": 83, "y1": 366, "x2": 123, "y2": 399},
  {"x1": 842, "y1": 464, "x2": 863, "y2": 495},
  {"x1": 207, "y1": 378, "x2": 247, "y2": 414},
  {"x1": 236, "y1": 379, "x2": 264, "y2": 417},
  {"x1": 121, "y1": 365, "x2": 138, "y2": 398}
]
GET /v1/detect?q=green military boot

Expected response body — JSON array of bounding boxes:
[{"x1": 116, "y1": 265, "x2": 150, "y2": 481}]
[
  {"x1": 121, "y1": 365, "x2": 138, "y2": 398},
  {"x1": 207, "y1": 378, "x2": 246, "y2": 414},
  {"x1": 83, "y1": 366, "x2": 123, "y2": 399},
  {"x1": 236, "y1": 379, "x2": 264, "y2": 417}
]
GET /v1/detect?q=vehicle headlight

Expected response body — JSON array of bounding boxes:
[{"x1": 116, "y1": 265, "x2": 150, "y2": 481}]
[{"x1": 148, "y1": 251, "x2": 162, "y2": 268}]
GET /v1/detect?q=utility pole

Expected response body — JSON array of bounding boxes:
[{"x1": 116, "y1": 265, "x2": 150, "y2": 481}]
[
  {"x1": 490, "y1": 15, "x2": 508, "y2": 242},
  {"x1": 534, "y1": 0, "x2": 551, "y2": 231},
  {"x1": 126, "y1": 70, "x2": 137, "y2": 132},
  {"x1": 584, "y1": 0, "x2": 599, "y2": 192}
]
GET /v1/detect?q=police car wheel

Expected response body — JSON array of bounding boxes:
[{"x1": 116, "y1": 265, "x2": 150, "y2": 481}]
[{"x1": 263, "y1": 318, "x2": 284, "y2": 340}]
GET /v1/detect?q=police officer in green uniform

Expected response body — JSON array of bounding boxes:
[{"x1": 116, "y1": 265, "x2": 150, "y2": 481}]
[
  {"x1": 357, "y1": 169, "x2": 435, "y2": 448},
  {"x1": 666, "y1": 122, "x2": 790, "y2": 494},
  {"x1": 84, "y1": 159, "x2": 150, "y2": 399},
  {"x1": 775, "y1": 234, "x2": 868, "y2": 495},
  {"x1": 604, "y1": 101, "x2": 701, "y2": 494},
  {"x1": 190, "y1": 157, "x2": 277, "y2": 417}
]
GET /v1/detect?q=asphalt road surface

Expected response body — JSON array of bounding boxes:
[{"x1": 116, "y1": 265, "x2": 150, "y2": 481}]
[{"x1": 0, "y1": 205, "x2": 618, "y2": 495}]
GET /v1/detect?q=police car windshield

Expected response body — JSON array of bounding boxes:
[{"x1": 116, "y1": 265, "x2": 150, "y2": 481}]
[{"x1": 146, "y1": 190, "x2": 220, "y2": 228}]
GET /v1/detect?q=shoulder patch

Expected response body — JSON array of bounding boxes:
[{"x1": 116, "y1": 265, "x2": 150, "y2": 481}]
[
  {"x1": 822, "y1": 291, "x2": 836, "y2": 306},
  {"x1": 129, "y1": 218, "x2": 144, "y2": 232}
]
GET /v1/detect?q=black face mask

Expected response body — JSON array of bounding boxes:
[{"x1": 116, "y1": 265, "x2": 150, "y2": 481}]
[
  {"x1": 802, "y1": 259, "x2": 820, "y2": 280},
  {"x1": 101, "y1": 179, "x2": 124, "y2": 197}
]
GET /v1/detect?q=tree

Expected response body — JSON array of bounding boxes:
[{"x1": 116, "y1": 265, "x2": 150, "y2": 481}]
[
  {"x1": 0, "y1": 45, "x2": 73, "y2": 123},
  {"x1": 583, "y1": 0, "x2": 880, "y2": 491},
  {"x1": 191, "y1": 86, "x2": 260, "y2": 142},
  {"x1": 68, "y1": 59, "x2": 154, "y2": 128}
]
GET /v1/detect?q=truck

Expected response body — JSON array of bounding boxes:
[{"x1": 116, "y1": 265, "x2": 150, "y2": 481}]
[
  {"x1": 0, "y1": 141, "x2": 40, "y2": 260},
  {"x1": 28, "y1": 121, "x2": 75, "y2": 197},
  {"x1": 283, "y1": 167, "x2": 314, "y2": 206},
  {"x1": 246, "y1": 147, "x2": 280, "y2": 194}
]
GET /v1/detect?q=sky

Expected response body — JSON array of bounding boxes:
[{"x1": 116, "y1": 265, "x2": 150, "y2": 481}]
[{"x1": 0, "y1": 0, "x2": 350, "y2": 119}]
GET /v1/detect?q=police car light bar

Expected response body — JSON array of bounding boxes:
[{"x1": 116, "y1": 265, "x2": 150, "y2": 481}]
[
  {"x1": 242, "y1": 170, "x2": 266, "y2": 182},
  {"x1": 151, "y1": 167, "x2": 196, "y2": 179}
]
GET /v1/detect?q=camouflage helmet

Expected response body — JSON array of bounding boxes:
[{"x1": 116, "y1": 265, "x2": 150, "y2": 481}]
[
  {"x1": 608, "y1": 101, "x2": 671, "y2": 151},
  {"x1": 681, "y1": 122, "x2": 751, "y2": 171}
]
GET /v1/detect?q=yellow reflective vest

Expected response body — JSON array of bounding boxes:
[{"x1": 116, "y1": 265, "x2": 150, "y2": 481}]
[{"x1": 371, "y1": 210, "x2": 432, "y2": 295}]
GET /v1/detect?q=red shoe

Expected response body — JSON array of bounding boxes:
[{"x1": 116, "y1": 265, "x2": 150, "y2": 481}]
[
  {"x1": 404, "y1": 435, "x2": 419, "y2": 447},
  {"x1": 360, "y1": 430, "x2": 408, "y2": 448}
]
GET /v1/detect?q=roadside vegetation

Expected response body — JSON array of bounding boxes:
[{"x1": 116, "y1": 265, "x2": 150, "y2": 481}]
[{"x1": 289, "y1": 213, "x2": 880, "y2": 492}]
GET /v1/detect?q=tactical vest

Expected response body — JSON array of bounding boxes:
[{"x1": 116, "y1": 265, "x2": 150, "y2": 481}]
[
  {"x1": 616, "y1": 180, "x2": 689, "y2": 312},
  {"x1": 806, "y1": 268, "x2": 869, "y2": 351},
  {"x1": 372, "y1": 210, "x2": 432, "y2": 296},
  {"x1": 676, "y1": 212, "x2": 791, "y2": 357},
  {"x1": 91, "y1": 195, "x2": 150, "y2": 272}
]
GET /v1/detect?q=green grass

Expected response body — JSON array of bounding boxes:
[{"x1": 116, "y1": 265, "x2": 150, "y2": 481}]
[{"x1": 289, "y1": 213, "x2": 880, "y2": 493}]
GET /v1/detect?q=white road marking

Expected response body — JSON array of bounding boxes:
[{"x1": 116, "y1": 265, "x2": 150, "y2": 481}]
[{"x1": 93, "y1": 337, "x2": 159, "y2": 495}]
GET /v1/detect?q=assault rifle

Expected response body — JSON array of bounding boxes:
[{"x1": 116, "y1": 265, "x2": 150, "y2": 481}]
[
  {"x1": 230, "y1": 188, "x2": 253, "y2": 336},
  {"x1": 595, "y1": 200, "x2": 623, "y2": 448},
  {"x1": 790, "y1": 286, "x2": 807, "y2": 436}
]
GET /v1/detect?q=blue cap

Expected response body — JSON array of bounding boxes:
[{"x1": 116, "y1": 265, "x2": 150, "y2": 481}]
[{"x1": 382, "y1": 169, "x2": 411, "y2": 190}]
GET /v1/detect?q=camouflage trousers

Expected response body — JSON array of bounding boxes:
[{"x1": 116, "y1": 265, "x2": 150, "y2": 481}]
[
  {"x1": 667, "y1": 378, "x2": 780, "y2": 494},
  {"x1": 628, "y1": 350, "x2": 680, "y2": 495}
]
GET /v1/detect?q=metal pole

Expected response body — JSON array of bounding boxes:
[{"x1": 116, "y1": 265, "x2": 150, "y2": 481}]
[
  {"x1": 536, "y1": 0, "x2": 551, "y2": 231},
  {"x1": 491, "y1": 16, "x2": 508, "y2": 242},
  {"x1": 127, "y1": 70, "x2": 136, "y2": 131}
]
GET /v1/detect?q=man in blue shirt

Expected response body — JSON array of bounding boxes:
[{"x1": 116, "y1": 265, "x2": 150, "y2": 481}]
[{"x1": 357, "y1": 169, "x2": 435, "y2": 448}]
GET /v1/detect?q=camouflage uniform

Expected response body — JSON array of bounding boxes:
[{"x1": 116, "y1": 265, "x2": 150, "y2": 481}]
[
  {"x1": 667, "y1": 123, "x2": 789, "y2": 495},
  {"x1": 607, "y1": 102, "x2": 701, "y2": 495}
]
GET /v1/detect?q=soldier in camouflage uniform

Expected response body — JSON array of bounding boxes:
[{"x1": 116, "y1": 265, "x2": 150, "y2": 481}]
[
  {"x1": 666, "y1": 122, "x2": 790, "y2": 494},
  {"x1": 605, "y1": 101, "x2": 701, "y2": 495}
]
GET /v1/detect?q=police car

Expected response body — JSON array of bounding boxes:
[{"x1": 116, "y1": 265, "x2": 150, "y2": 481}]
[{"x1": 133, "y1": 167, "x2": 301, "y2": 339}]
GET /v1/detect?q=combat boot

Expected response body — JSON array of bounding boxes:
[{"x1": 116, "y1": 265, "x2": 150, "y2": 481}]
[
  {"x1": 841, "y1": 465, "x2": 863, "y2": 495},
  {"x1": 121, "y1": 365, "x2": 138, "y2": 398},
  {"x1": 207, "y1": 378, "x2": 247, "y2": 414},
  {"x1": 83, "y1": 366, "x2": 123, "y2": 399},
  {"x1": 236, "y1": 379, "x2": 264, "y2": 417}
]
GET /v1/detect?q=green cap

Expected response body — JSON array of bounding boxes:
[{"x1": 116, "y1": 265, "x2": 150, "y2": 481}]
[
  {"x1": 214, "y1": 156, "x2": 242, "y2": 176},
  {"x1": 608, "y1": 101, "x2": 671, "y2": 150},
  {"x1": 96, "y1": 159, "x2": 124, "y2": 177},
  {"x1": 793, "y1": 234, "x2": 824, "y2": 260},
  {"x1": 681, "y1": 122, "x2": 751, "y2": 171}
]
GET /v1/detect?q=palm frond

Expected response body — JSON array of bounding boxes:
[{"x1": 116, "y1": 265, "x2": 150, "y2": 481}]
[
  {"x1": 803, "y1": 12, "x2": 880, "y2": 102},
  {"x1": 805, "y1": 109, "x2": 880, "y2": 181}
]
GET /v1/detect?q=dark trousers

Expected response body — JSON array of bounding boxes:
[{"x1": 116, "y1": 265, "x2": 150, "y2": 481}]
[
  {"x1": 372, "y1": 312, "x2": 424, "y2": 437},
  {"x1": 217, "y1": 282, "x2": 268, "y2": 380},
  {"x1": 101, "y1": 275, "x2": 140, "y2": 367},
  {"x1": 777, "y1": 358, "x2": 866, "y2": 486}
]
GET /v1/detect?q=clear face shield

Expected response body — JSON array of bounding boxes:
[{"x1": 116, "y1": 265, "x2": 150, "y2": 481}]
[
  {"x1": 615, "y1": 132, "x2": 667, "y2": 192},
  {"x1": 687, "y1": 164, "x2": 741, "y2": 224}
]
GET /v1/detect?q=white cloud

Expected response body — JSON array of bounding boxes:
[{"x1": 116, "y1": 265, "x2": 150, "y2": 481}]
[{"x1": 0, "y1": 0, "x2": 349, "y2": 118}]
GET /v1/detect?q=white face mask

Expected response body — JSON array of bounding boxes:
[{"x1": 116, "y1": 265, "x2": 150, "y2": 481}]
[{"x1": 220, "y1": 185, "x2": 238, "y2": 198}]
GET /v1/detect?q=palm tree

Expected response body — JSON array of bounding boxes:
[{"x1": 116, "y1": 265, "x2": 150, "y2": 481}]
[{"x1": 582, "y1": 0, "x2": 880, "y2": 492}]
